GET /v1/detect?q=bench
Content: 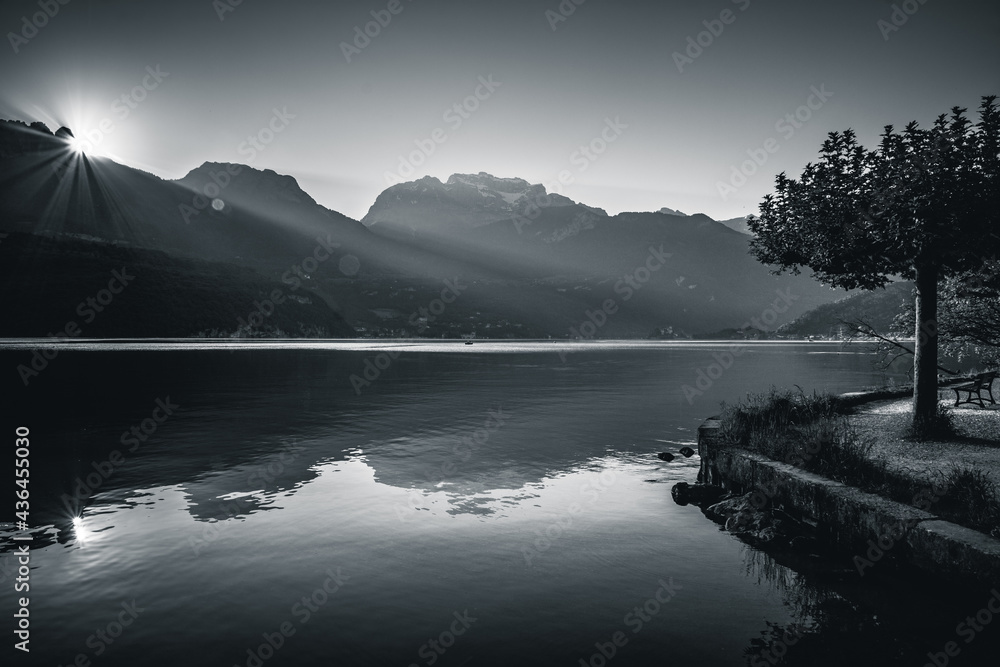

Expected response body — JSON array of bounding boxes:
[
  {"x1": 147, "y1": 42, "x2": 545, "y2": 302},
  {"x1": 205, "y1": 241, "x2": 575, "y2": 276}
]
[{"x1": 953, "y1": 371, "x2": 998, "y2": 408}]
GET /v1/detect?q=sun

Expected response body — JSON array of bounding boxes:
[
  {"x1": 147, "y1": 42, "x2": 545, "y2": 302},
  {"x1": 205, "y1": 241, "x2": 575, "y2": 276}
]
[
  {"x1": 67, "y1": 135, "x2": 89, "y2": 155},
  {"x1": 72, "y1": 516, "x2": 94, "y2": 544}
]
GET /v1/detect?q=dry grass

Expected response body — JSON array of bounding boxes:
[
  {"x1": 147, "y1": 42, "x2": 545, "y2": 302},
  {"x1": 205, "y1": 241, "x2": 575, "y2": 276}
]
[
  {"x1": 850, "y1": 391, "x2": 1000, "y2": 536},
  {"x1": 850, "y1": 392, "x2": 1000, "y2": 487},
  {"x1": 720, "y1": 388, "x2": 1000, "y2": 535}
]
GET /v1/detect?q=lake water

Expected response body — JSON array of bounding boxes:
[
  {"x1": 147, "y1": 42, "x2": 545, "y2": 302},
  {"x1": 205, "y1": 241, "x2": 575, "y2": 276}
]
[{"x1": 1, "y1": 341, "x2": 994, "y2": 666}]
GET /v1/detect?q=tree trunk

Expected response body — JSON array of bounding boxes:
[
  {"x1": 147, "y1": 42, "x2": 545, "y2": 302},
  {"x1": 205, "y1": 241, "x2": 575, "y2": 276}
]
[{"x1": 912, "y1": 262, "x2": 939, "y2": 433}]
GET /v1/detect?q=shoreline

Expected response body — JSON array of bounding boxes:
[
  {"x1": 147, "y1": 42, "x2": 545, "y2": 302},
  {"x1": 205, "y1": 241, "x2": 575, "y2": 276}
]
[{"x1": 694, "y1": 385, "x2": 1000, "y2": 584}]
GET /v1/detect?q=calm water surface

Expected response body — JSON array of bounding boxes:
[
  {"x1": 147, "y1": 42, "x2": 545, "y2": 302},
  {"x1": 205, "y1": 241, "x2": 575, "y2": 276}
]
[{"x1": 0, "y1": 342, "x2": 991, "y2": 666}]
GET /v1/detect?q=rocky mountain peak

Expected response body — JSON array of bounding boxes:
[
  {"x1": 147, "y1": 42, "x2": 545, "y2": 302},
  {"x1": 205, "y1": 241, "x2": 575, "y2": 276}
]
[{"x1": 362, "y1": 171, "x2": 590, "y2": 232}]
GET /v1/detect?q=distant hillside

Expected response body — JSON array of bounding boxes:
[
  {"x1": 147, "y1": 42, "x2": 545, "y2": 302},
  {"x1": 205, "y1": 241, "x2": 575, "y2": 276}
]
[
  {"x1": 657, "y1": 209, "x2": 750, "y2": 236},
  {"x1": 0, "y1": 232, "x2": 355, "y2": 338},
  {"x1": 658, "y1": 207, "x2": 688, "y2": 217},
  {"x1": 777, "y1": 282, "x2": 913, "y2": 338},
  {"x1": 717, "y1": 216, "x2": 750, "y2": 235}
]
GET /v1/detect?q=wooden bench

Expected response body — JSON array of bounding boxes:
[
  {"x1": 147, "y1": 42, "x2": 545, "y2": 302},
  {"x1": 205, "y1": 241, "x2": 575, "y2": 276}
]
[{"x1": 953, "y1": 371, "x2": 998, "y2": 408}]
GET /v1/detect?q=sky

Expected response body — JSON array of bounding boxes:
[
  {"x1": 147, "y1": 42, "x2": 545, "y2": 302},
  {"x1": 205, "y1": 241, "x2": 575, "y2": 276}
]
[{"x1": 1, "y1": 0, "x2": 997, "y2": 222}]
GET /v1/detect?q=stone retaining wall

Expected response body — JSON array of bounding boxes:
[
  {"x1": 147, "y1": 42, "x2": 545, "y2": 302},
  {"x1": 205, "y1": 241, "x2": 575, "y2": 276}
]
[{"x1": 697, "y1": 418, "x2": 1000, "y2": 584}]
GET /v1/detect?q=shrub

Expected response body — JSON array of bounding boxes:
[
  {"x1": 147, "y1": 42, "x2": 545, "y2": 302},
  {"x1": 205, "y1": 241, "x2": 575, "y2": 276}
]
[{"x1": 937, "y1": 466, "x2": 1000, "y2": 536}]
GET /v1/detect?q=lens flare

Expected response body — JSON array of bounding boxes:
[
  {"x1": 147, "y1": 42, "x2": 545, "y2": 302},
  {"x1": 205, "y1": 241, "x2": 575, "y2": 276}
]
[
  {"x1": 72, "y1": 516, "x2": 92, "y2": 543},
  {"x1": 67, "y1": 135, "x2": 88, "y2": 155}
]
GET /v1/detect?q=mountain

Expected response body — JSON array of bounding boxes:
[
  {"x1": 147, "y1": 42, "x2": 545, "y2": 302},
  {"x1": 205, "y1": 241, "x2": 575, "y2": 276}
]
[
  {"x1": 776, "y1": 282, "x2": 913, "y2": 338},
  {"x1": 363, "y1": 172, "x2": 606, "y2": 237},
  {"x1": 0, "y1": 124, "x2": 357, "y2": 268},
  {"x1": 717, "y1": 216, "x2": 751, "y2": 235},
  {"x1": 0, "y1": 120, "x2": 851, "y2": 338},
  {"x1": 359, "y1": 174, "x2": 847, "y2": 335},
  {"x1": 1, "y1": 121, "x2": 449, "y2": 278},
  {"x1": 656, "y1": 210, "x2": 749, "y2": 235},
  {"x1": 0, "y1": 122, "x2": 366, "y2": 337}
]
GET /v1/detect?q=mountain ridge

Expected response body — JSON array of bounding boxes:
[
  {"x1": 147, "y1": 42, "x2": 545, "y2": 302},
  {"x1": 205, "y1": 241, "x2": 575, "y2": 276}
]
[{"x1": 0, "y1": 119, "x2": 847, "y2": 338}]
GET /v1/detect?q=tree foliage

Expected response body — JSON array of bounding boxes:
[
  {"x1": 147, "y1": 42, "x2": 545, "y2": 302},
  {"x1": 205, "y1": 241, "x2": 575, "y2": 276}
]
[
  {"x1": 748, "y1": 96, "x2": 999, "y2": 287},
  {"x1": 747, "y1": 96, "x2": 999, "y2": 434}
]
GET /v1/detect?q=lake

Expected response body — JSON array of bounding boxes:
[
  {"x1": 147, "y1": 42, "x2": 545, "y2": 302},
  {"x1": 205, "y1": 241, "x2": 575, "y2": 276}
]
[{"x1": 1, "y1": 341, "x2": 993, "y2": 666}]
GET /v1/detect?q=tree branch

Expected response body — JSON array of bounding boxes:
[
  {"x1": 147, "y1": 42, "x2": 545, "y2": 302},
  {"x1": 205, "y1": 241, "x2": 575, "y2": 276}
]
[{"x1": 842, "y1": 318, "x2": 960, "y2": 375}]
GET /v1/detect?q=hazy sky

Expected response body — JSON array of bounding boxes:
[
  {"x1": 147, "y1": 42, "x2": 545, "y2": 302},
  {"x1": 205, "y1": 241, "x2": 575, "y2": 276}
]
[{"x1": 1, "y1": 0, "x2": 997, "y2": 221}]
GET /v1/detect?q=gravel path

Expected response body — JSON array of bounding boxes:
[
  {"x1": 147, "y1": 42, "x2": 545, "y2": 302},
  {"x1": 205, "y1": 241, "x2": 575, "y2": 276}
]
[{"x1": 850, "y1": 389, "x2": 1000, "y2": 487}]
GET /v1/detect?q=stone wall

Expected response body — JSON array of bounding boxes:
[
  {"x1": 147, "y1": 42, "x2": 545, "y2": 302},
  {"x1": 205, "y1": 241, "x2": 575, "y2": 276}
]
[{"x1": 697, "y1": 418, "x2": 1000, "y2": 584}]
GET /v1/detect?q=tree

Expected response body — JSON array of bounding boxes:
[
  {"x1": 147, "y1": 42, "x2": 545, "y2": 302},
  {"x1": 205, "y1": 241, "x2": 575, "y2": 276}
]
[
  {"x1": 892, "y1": 258, "x2": 1000, "y2": 367},
  {"x1": 747, "y1": 96, "x2": 1000, "y2": 436}
]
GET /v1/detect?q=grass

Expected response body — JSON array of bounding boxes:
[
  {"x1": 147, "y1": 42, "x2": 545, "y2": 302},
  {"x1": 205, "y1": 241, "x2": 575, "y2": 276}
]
[
  {"x1": 937, "y1": 466, "x2": 1000, "y2": 538},
  {"x1": 906, "y1": 402, "x2": 958, "y2": 441},
  {"x1": 718, "y1": 387, "x2": 1000, "y2": 536},
  {"x1": 718, "y1": 386, "x2": 844, "y2": 452}
]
